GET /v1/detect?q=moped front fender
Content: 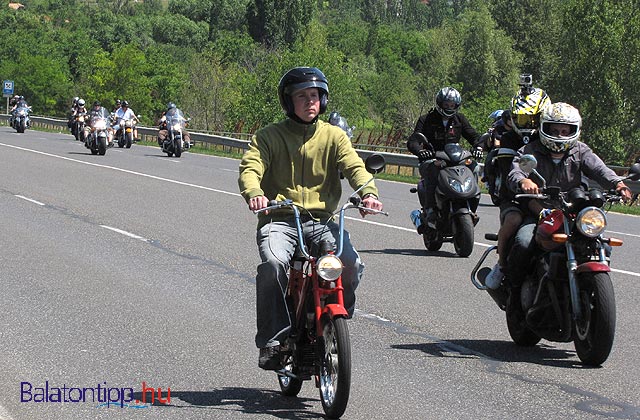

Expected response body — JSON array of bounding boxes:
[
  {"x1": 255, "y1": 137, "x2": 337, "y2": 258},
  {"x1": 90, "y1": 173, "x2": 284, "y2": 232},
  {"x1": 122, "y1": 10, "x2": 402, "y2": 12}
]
[{"x1": 322, "y1": 304, "x2": 349, "y2": 319}]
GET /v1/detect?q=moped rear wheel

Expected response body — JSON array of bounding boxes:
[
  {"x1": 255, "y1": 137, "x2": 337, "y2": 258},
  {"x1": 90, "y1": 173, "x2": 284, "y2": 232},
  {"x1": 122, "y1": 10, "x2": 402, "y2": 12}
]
[
  {"x1": 278, "y1": 354, "x2": 303, "y2": 396},
  {"x1": 319, "y1": 316, "x2": 351, "y2": 419},
  {"x1": 574, "y1": 272, "x2": 616, "y2": 366}
]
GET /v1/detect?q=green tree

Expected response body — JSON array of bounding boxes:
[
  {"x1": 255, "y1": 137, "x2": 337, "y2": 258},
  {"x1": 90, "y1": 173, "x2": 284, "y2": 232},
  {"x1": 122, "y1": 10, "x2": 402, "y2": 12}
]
[{"x1": 246, "y1": 0, "x2": 315, "y2": 49}]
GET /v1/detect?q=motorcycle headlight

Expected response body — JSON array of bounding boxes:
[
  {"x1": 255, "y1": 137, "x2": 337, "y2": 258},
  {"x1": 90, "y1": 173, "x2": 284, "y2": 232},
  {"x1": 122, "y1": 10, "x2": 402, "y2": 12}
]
[
  {"x1": 172, "y1": 123, "x2": 182, "y2": 131},
  {"x1": 317, "y1": 255, "x2": 343, "y2": 282},
  {"x1": 93, "y1": 121, "x2": 107, "y2": 130},
  {"x1": 448, "y1": 177, "x2": 473, "y2": 193},
  {"x1": 576, "y1": 207, "x2": 607, "y2": 238}
]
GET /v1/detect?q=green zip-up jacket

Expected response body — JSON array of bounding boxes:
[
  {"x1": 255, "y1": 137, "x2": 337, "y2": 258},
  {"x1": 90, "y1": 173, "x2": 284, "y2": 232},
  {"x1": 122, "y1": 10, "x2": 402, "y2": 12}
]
[{"x1": 238, "y1": 118, "x2": 379, "y2": 228}]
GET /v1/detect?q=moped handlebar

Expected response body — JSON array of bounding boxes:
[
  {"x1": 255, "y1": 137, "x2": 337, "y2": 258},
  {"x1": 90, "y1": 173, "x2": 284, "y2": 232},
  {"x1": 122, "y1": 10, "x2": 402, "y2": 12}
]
[{"x1": 253, "y1": 197, "x2": 388, "y2": 259}]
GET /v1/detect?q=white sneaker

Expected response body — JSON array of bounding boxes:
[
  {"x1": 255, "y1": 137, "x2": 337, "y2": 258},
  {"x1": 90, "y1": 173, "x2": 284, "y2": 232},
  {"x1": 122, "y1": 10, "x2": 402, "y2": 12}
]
[{"x1": 485, "y1": 264, "x2": 504, "y2": 289}]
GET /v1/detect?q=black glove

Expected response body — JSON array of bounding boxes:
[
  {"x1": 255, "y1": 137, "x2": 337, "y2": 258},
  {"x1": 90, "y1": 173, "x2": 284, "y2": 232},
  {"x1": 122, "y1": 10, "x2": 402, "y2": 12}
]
[
  {"x1": 417, "y1": 149, "x2": 434, "y2": 161},
  {"x1": 472, "y1": 147, "x2": 484, "y2": 159}
]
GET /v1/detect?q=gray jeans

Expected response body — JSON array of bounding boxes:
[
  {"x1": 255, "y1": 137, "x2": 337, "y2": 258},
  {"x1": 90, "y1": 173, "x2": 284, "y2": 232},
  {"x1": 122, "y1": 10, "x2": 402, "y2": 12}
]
[{"x1": 255, "y1": 219, "x2": 363, "y2": 348}]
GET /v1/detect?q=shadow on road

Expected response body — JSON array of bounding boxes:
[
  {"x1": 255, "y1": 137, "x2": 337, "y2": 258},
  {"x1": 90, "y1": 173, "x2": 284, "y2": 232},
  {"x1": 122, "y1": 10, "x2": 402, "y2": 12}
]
[
  {"x1": 359, "y1": 248, "x2": 461, "y2": 258},
  {"x1": 391, "y1": 339, "x2": 599, "y2": 369},
  {"x1": 129, "y1": 387, "x2": 323, "y2": 419}
]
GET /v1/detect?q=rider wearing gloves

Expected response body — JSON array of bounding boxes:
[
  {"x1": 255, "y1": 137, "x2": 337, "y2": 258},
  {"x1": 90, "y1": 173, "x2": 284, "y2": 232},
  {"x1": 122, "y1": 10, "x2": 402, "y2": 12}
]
[
  {"x1": 407, "y1": 87, "x2": 482, "y2": 223},
  {"x1": 501, "y1": 103, "x2": 631, "y2": 299},
  {"x1": 238, "y1": 67, "x2": 383, "y2": 371},
  {"x1": 485, "y1": 87, "x2": 551, "y2": 288}
]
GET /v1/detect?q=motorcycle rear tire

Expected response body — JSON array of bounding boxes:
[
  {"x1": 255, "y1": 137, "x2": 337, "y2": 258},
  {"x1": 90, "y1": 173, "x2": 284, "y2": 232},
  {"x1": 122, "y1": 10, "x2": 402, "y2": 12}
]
[
  {"x1": 278, "y1": 354, "x2": 304, "y2": 396},
  {"x1": 422, "y1": 228, "x2": 443, "y2": 251},
  {"x1": 453, "y1": 214, "x2": 474, "y2": 257},
  {"x1": 574, "y1": 272, "x2": 616, "y2": 366},
  {"x1": 319, "y1": 316, "x2": 351, "y2": 419}
]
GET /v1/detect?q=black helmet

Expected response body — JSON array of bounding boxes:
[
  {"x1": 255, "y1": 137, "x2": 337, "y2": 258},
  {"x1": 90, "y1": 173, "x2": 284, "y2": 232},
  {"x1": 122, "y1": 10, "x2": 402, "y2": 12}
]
[
  {"x1": 93, "y1": 101, "x2": 101, "y2": 107},
  {"x1": 115, "y1": 99, "x2": 121, "y2": 105},
  {"x1": 167, "y1": 102, "x2": 176, "y2": 110},
  {"x1": 278, "y1": 67, "x2": 329, "y2": 117},
  {"x1": 434, "y1": 87, "x2": 461, "y2": 117},
  {"x1": 121, "y1": 100, "x2": 129, "y2": 107}
]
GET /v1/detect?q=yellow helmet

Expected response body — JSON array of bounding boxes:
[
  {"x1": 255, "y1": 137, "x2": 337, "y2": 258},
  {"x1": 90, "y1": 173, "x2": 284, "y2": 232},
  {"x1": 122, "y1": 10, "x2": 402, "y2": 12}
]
[{"x1": 510, "y1": 88, "x2": 551, "y2": 138}]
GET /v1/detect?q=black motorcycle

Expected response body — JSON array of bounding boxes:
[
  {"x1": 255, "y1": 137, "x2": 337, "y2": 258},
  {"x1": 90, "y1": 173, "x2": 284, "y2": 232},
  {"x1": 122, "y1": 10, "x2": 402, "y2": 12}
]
[
  {"x1": 471, "y1": 155, "x2": 640, "y2": 365},
  {"x1": 410, "y1": 133, "x2": 481, "y2": 257}
]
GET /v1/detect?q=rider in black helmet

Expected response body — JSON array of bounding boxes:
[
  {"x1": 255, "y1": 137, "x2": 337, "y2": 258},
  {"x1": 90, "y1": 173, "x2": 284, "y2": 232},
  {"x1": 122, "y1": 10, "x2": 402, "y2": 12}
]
[{"x1": 238, "y1": 66, "x2": 383, "y2": 370}]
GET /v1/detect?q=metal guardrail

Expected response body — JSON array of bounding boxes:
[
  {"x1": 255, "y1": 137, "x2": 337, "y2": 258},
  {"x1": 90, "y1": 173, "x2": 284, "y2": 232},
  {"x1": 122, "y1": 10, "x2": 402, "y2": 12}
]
[{"x1": 3, "y1": 114, "x2": 638, "y2": 194}]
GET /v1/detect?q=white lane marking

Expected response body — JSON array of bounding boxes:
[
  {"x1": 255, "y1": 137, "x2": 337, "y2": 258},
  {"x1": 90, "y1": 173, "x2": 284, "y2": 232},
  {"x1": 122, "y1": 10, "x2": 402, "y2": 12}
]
[
  {"x1": 611, "y1": 268, "x2": 640, "y2": 278},
  {"x1": 15, "y1": 195, "x2": 45, "y2": 206},
  {"x1": 100, "y1": 225, "x2": 149, "y2": 241},
  {"x1": 156, "y1": 157, "x2": 180, "y2": 163},
  {"x1": 1, "y1": 143, "x2": 239, "y2": 197},
  {"x1": 608, "y1": 230, "x2": 640, "y2": 239}
]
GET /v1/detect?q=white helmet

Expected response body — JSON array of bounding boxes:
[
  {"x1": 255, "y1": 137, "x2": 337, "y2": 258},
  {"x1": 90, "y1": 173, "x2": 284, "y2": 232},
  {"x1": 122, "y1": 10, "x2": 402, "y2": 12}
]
[
  {"x1": 77, "y1": 98, "x2": 85, "y2": 107},
  {"x1": 539, "y1": 102, "x2": 581, "y2": 153}
]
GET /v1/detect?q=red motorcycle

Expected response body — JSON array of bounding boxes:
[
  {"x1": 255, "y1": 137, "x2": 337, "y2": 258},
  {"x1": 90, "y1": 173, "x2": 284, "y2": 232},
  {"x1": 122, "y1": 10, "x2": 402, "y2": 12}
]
[
  {"x1": 254, "y1": 155, "x2": 387, "y2": 419},
  {"x1": 472, "y1": 155, "x2": 640, "y2": 366}
]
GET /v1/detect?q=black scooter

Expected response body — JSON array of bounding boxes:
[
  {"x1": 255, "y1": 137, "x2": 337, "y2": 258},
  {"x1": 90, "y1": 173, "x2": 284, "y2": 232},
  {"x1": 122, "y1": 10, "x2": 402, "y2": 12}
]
[{"x1": 410, "y1": 133, "x2": 480, "y2": 257}]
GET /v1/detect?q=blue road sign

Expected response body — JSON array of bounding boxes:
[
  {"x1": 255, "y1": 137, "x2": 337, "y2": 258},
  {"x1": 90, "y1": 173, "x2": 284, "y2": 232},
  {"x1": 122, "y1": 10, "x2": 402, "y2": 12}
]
[{"x1": 3, "y1": 80, "x2": 14, "y2": 96}]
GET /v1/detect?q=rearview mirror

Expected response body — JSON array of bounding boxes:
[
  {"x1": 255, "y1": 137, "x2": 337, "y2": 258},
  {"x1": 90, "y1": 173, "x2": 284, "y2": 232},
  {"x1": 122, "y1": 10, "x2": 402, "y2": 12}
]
[
  {"x1": 627, "y1": 162, "x2": 640, "y2": 181},
  {"x1": 365, "y1": 154, "x2": 385, "y2": 174},
  {"x1": 518, "y1": 154, "x2": 538, "y2": 175}
]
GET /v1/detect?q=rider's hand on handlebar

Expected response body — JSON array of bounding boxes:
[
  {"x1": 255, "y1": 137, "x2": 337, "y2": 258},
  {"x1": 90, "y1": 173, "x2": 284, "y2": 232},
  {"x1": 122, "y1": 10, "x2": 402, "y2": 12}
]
[
  {"x1": 616, "y1": 182, "x2": 633, "y2": 202},
  {"x1": 360, "y1": 194, "x2": 383, "y2": 217},
  {"x1": 519, "y1": 178, "x2": 539, "y2": 194},
  {"x1": 248, "y1": 195, "x2": 270, "y2": 213}
]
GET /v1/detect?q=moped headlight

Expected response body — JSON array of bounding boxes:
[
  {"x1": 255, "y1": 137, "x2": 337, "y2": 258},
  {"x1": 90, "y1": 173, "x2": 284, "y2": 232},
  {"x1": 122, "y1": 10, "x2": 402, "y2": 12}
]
[
  {"x1": 576, "y1": 207, "x2": 607, "y2": 238},
  {"x1": 448, "y1": 177, "x2": 473, "y2": 193},
  {"x1": 317, "y1": 255, "x2": 343, "y2": 282}
]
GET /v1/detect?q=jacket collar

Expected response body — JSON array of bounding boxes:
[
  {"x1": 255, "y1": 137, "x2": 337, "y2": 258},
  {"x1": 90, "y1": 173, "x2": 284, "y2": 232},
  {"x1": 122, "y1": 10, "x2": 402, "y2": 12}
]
[{"x1": 284, "y1": 117, "x2": 318, "y2": 137}]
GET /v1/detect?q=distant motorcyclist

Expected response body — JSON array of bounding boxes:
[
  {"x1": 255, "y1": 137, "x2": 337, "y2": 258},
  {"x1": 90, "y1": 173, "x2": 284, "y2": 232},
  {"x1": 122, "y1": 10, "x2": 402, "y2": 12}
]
[
  {"x1": 407, "y1": 87, "x2": 482, "y2": 224},
  {"x1": 83, "y1": 101, "x2": 114, "y2": 145},
  {"x1": 157, "y1": 102, "x2": 191, "y2": 148},
  {"x1": 112, "y1": 100, "x2": 140, "y2": 141}
]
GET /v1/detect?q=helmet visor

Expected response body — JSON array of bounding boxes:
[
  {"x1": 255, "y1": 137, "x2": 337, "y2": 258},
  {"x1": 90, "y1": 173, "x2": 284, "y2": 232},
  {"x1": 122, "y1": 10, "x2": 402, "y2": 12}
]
[
  {"x1": 513, "y1": 113, "x2": 540, "y2": 130},
  {"x1": 285, "y1": 81, "x2": 328, "y2": 96},
  {"x1": 541, "y1": 122, "x2": 578, "y2": 138}
]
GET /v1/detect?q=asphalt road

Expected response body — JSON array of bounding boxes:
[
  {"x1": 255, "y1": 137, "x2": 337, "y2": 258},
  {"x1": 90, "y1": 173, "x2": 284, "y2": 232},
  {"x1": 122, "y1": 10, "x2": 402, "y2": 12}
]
[{"x1": 1, "y1": 127, "x2": 639, "y2": 420}]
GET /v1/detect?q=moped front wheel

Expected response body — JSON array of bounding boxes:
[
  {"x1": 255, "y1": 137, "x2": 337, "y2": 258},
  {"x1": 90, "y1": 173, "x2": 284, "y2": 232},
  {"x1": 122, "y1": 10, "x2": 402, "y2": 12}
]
[
  {"x1": 574, "y1": 272, "x2": 616, "y2": 366},
  {"x1": 319, "y1": 316, "x2": 351, "y2": 419},
  {"x1": 453, "y1": 213, "x2": 474, "y2": 257},
  {"x1": 278, "y1": 354, "x2": 303, "y2": 396}
]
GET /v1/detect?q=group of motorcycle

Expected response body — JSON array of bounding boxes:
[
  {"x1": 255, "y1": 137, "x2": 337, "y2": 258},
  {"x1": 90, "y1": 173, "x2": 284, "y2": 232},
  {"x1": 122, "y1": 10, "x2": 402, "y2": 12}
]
[{"x1": 401, "y1": 110, "x2": 640, "y2": 367}]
